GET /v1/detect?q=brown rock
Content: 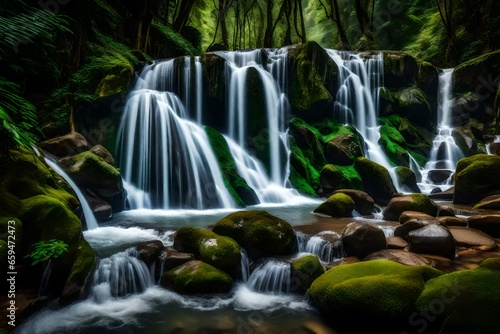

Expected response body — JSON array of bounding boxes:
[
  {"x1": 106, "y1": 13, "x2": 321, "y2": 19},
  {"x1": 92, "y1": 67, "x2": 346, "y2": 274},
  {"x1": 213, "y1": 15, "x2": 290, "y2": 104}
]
[
  {"x1": 333, "y1": 189, "x2": 375, "y2": 215},
  {"x1": 438, "y1": 216, "x2": 468, "y2": 227},
  {"x1": 428, "y1": 186, "x2": 454, "y2": 200},
  {"x1": 399, "y1": 211, "x2": 434, "y2": 224},
  {"x1": 38, "y1": 132, "x2": 90, "y2": 157},
  {"x1": 383, "y1": 194, "x2": 439, "y2": 221},
  {"x1": 90, "y1": 145, "x2": 116, "y2": 166},
  {"x1": 438, "y1": 205, "x2": 455, "y2": 217},
  {"x1": 468, "y1": 214, "x2": 500, "y2": 237},
  {"x1": 363, "y1": 249, "x2": 436, "y2": 267},
  {"x1": 386, "y1": 236, "x2": 408, "y2": 249},
  {"x1": 394, "y1": 218, "x2": 442, "y2": 240},
  {"x1": 324, "y1": 257, "x2": 360, "y2": 270},
  {"x1": 341, "y1": 222, "x2": 387, "y2": 259},
  {"x1": 136, "y1": 240, "x2": 164, "y2": 265},
  {"x1": 448, "y1": 226, "x2": 498, "y2": 251},
  {"x1": 428, "y1": 169, "x2": 453, "y2": 184},
  {"x1": 162, "y1": 246, "x2": 195, "y2": 271},
  {"x1": 473, "y1": 194, "x2": 500, "y2": 210},
  {"x1": 408, "y1": 224, "x2": 456, "y2": 260}
]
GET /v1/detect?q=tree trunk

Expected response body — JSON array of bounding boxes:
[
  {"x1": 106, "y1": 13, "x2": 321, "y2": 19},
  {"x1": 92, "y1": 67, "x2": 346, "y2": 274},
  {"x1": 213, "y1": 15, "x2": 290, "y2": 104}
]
[
  {"x1": 333, "y1": 0, "x2": 351, "y2": 49},
  {"x1": 354, "y1": 0, "x2": 373, "y2": 43},
  {"x1": 264, "y1": 1, "x2": 273, "y2": 47},
  {"x1": 173, "y1": 0, "x2": 196, "y2": 32}
]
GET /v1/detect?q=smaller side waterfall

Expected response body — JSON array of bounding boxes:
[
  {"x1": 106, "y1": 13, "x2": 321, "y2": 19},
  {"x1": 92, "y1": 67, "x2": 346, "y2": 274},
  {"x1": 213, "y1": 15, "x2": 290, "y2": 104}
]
[
  {"x1": 246, "y1": 259, "x2": 291, "y2": 293},
  {"x1": 240, "y1": 248, "x2": 250, "y2": 282},
  {"x1": 420, "y1": 68, "x2": 463, "y2": 193},
  {"x1": 297, "y1": 231, "x2": 345, "y2": 262},
  {"x1": 44, "y1": 158, "x2": 99, "y2": 230},
  {"x1": 91, "y1": 248, "x2": 154, "y2": 303}
]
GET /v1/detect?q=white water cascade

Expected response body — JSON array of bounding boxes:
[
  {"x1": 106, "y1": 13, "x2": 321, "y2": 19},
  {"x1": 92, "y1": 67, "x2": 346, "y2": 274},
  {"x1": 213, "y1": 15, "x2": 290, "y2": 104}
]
[
  {"x1": 116, "y1": 88, "x2": 235, "y2": 209},
  {"x1": 91, "y1": 248, "x2": 155, "y2": 303},
  {"x1": 326, "y1": 50, "x2": 404, "y2": 193},
  {"x1": 44, "y1": 158, "x2": 99, "y2": 230},
  {"x1": 297, "y1": 231, "x2": 345, "y2": 262},
  {"x1": 246, "y1": 259, "x2": 292, "y2": 293},
  {"x1": 420, "y1": 69, "x2": 463, "y2": 193}
]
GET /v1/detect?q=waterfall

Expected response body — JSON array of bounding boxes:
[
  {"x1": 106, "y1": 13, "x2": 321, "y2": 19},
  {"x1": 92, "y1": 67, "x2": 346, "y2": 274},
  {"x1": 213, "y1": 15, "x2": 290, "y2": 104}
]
[
  {"x1": 420, "y1": 69, "x2": 463, "y2": 193},
  {"x1": 91, "y1": 248, "x2": 154, "y2": 303},
  {"x1": 240, "y1": 248, "x2": 250, "y2": 282},
  {"x1": 44, "y1": 158, "x2": 99, "y2": 230},
  {"x1": 297, "y1": 231, "x2": 345, "y2": 262},
  {"x1": 246, "y1": 259, "x2": 291, "y2": 293},
  {"x1": 326, "y1": 50, "x2": 404, "y2": 193}
]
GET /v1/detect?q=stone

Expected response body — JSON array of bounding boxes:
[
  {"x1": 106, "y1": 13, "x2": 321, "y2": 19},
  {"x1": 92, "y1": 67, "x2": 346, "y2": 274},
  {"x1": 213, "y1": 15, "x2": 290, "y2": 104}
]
[
  {"x1": 353, "y1": 157, "x2": 397, "y2": 206},
  {"x1": 467, "y1": 215, "x2": 500, "y2": 237},
  {"x1": 212, "y1": 210, "x2": 297, "y2": 260},
  {"x1": 363, "y1": 249, "x2": 435, "y2": 267},
  {"x1": 313, "y1": 193, "x2": 355, "y2": 217},
  {"x1": 38, "y1": 132, "x2": 90, "y2": 157},
  {"x1": 399, "y1": 211, "x2": 435, "y2": 224},
  {"x1": 89, "y1": 145, "x2": 115, "y2": 165},
  {"x1": 438, "y1": 205, "x2": 455, "y2": 217},
  {"x1": 394, "y1": 218, "x2": 442, "y2": 240},
  {"x1": 427, "y1": 169, "x2": 453, "y2": 184},
  {"x1": 394, "y1": 166, "x2": 421, "y2": 193},
  {"x1": 341, "y1": 222, "x2": 387, "y2": 259},
  {"x1": 332, "y1": 189, "x2": 375, "y2": 215},
  {"x1": 454, "y1": 154, "x2": 500, "y2": 204},
  {"x1": 383, "y1": 194, "x2": 439, "y2": 221},
  {"x1": 136, "y1": 240, "x2": 164, "y2": 265},
  {"x1": 408, "y1": 224, "x2": 456, "y2": 260},
  {"x1": 448, "y1": 226, "x2": 498, "y2": 251},
  {"x1": 290, "y1": 254, "x2": 325, "y2": 292},
  {"x1": 162, "y1": 247, "x2": 195, "y2": 271},
  {"x1": 386, "y1": 236, "x2": 408, "y2": 249},
  {"x1": 438, "y1": 216, "x2": 468, "y2": 227},
  {"x1": 428, "y1": 186, "x2": 454, "y2": 200},
  {"x1": 473, "y1": 194, "x2": 500, "y2": 210},
  {"x1": 160, "y1": 260, "x2": 233, "y2": 294}
]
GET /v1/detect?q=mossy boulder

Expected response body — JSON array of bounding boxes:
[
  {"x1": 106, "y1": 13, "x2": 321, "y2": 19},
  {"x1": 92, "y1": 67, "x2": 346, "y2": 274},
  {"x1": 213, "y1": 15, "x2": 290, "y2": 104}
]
[
  {"x1": 395, "y1": 166, "x2": 420, "y2": 193},
  {"x1": 333, "y1": 189, "x2": 374, "y2": 215},
  {"x1": 160, "y1": 260, "x2": 233, "y2": 294},
  {"x1": 94, "y1": 63, "x2": 134, "y2": 99},
  {"x1": 289, "y1": 118, "x2": 325, "y2": 171},
  {"x1": 454, "y1": 154, "x2": 500, "y2": 204},
  {"x1": 320, "y1": 164, "x2": 363, "y2": 195},
  {"x1": 453, "y1": 50, "x2": 500, "y2": 94},
  {"x1": 313, "y1": 193, "x2": 355, "y2": 217},
  {"x1": 415, "y1": 258, "x2": 500, "y2": 334},
  {"x1": 383, "y1": 194, "x2": 439, "y2": 221},
  {"x1": 309, "y1": 259, "x2": 442, "y2": 332},
  {"x1": 341, "y1": 222, "x2": 387, "y2": 259},
  {"x1": 205, "y1": 126, "x2": 258, "y2": 206},
  {"x1": 324, "y1": 126, "x2": 365, "y2": 165},
  {"x1": 288, "y1": 166, "x2": 318, "y2": 198},
  {"x1": 287, "y1": 42, "x2": 335, "y2": 120},
  {"x1": 353, "y1": 157, "x2": 396, "y2": 206},
  {"x1": 379, "y1": 85, "x2": 432, "y2": 128},
  {"x1": 289, "y1": 137, "x2": 321, "y2": 197},
  {"x1": 291, "y1": 255, "x2": 325, "y2": 292},
  {"x1": 60, "y1": 151, "x2": 122, "y2": 198},
  {"x1": 212, "y1": 210, "x2": 297, "y2": 260},
  {"x1": 416, "y1": 61, "x2": 439, "y2": 117},
  {"x1": 173, "y1": 227, "x2": 241, "y2": 274},
  {"x1": 383, "y1": 51, "x2": 418, "y2": 88},
  {"x1": 378, "y1": 124, "x2": 410, "y2": 166}
]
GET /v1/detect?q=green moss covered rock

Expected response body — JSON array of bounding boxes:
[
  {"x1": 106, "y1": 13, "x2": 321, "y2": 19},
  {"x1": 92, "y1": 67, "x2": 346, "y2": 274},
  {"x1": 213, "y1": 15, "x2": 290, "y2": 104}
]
[
  {"x1": 173, "y1": 227, "x2": 241, "y2": 274},
  {"x1": 288, "y1": 136, "x2": 321, "y2": 197},
  {"x1": 160, "y1": 260, "x2": 233, "y2": 294},
  {"x1": 383, "y1": 194, "x2": 439, "y2": 221},
  {"x1": 453, "y1": 50, "x2": 500, "y2": 94},
  {"x1": 313, "y1": 193, "x2": 355, "y2": 217},
  {"x1": 415, "y1": 257, "x2": 500, "y2": 334},
  {"x1": 380, "y1": 85, "x2": 431, "y2": 128},
  {"x1": 212, "y1": 210, "x2": 296, "y2": 260},
  {"x1": 333, "y1": 189, "x2": 375, "y2": 215},
  {"x1": 289, "y1": 118, "x2": 325, "y2": 171},
  {"x1": 383, "y1": 51, "x2": 418, "y2": 88},
  {"x1": 395, "y1": 166, "x2": 421, "y2": 193},
  {"x1": 287, "y1": 42, "x2": 335, "y2": 118},
  {"x1": 454, "y1": 154, "x2": 500, "y2": 204},
  {"x1": 205, "y1": 126, "x2": 258, "y2": 206},
  {"x1": 291, "y1": 255, "x2": 325, "y2": 292},
  {"x1": 324, "y1": 125, "x2": 365, "y2": 165},
  {"x1": 309, "y1": 259, "x2": 442, "y2": 332},
  {"x1": 354, "y1": 157, "x2": 396, "y2": 206},
  {"x1": 378, "y1": 124, "x2": 410, "y2": 166}
]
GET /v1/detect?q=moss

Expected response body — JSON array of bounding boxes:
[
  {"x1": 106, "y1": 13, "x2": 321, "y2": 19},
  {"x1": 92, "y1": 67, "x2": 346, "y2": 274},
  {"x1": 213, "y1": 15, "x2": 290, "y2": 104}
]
[
  {"x1": 205, "y1": 126, "x2": 258, "y2": 206},
  {"x1": 161, "y1": 260, "x2": 233, "y2": 295},
  {"x1": 416, "y1": 259, "x2": 500, "y2": 333},
  {"x1": 289, "y1": 118, "x2": 326, "y2": 170},
  {"x1": 454, "y1": 154, "x2": 500, "y2": 204},
  {"x1": 212, "y1": 210, "x2": 296, "y2": 260},
  {"x1": 324, "y1": 125, "x2": 365, "y2": 165},
  {"x1": 289, "y1": 136, "x2": 321, "y2": 195},
  {"x1": 383, "y1": 194, "x2": 438, "y2": 221},
  {"x1": 354, "y1": 157, "x2": 396, "y2": 206},
  {"x1": 289, "y1": 167, "x2": 318, "y2": 198},
  {"x1": 378, "y1": 124, "x2": 409, "y2": 167},
  {"x1": 291, "y1": 255, "x2": 325, "y2": 291},
  {"x1": 313, "y1": 193, "x2": 355, "y2": 217},
  {"x1": 395, "y1": 166, "x2": 420, "y2": 193},
  {"x1": 0, "y1": 217, "x2": 22, "y2": 243},
  {"x1": 309, "y1": 260, "x2": 442, "y2": 332},
  {"x1": 20, "y1": 195, "x2": 82, "y2": 248},
  {"x1": 380, "y1": 85, "x2": 432, "y2": 128},
  {"x1": 289, "y1": 42, "x2": 333, "y2": 113},
  {"x1": 150, "y1": 19, "x2": 200, "y2": 57},
  {"x1": 453, "y1": 50, "x2": 500, "y2": 93},
  {"x1": 174, "y1": 226, "x2": 241, "y2": 274},
  {"x1": 61, "y1": 238, "x2": 96, "y2": 303},
  {"x1": 319, "y1": 164, "x2": 344, "y2": 191},
  {"x1": 332, "y1": 164, "x2": 363, "y2": 190},
  {"x1": 382, "y1": 52, "x2": 418, "y2": 88}
]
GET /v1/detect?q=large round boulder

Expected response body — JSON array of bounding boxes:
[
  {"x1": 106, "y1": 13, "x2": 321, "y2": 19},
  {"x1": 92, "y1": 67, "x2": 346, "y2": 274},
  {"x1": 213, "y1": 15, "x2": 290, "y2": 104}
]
[
  {"x1": 160, "y1": 260, "x2": 233, "y2": 294},
  {"x1": 454, "y1": 154, "x2": 500, "y2": 204},
  {"x1": 395, "y1": 166, "x2": 421, "y2": 193},
  {"x1": 353, "y1": 157, "x2": 397, "y2": 206},
  {"x1": 290, "y1": 254, "x2": 325, "y2": 292},
  {"x1": 173, "y1": 226, "x2": 241, "y2": 274},
  {"x1": 212, "y1": 210, "x2": 297, "y2": 260},
  {"x1": 467, "y1": 214, "x2": 500, "y2": 237},
  {"x1": 341, "y1": 222, "x2": 387, "y2": 259},
  {"x1": 333, "y1": 189, "x2": 375, "y2": 215},
  {"x1": 38, "y1": 132, "x2": 90, "y2": 157},
  {"x1": 383, "y1": 194, "x2": 439, "y2": 221},
  {"x1": 309, "y1": 259, "x2": 442, "y2": 332},
  {"x1": 473, "y1": 194, "x2": 500, "y2": 210},
  {"x1": 313, "y1": 193, "x2": 355, "y2": 217},
  {"x1": 407, "y1": 224, "x2": 456, "y2": 260}
]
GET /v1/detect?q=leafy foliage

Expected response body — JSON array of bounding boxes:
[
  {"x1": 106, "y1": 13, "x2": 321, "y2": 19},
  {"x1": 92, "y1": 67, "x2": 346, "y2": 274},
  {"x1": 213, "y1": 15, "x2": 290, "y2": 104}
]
[{"x1": 24, "y1": 239, "x2": 69, "y2": 266}]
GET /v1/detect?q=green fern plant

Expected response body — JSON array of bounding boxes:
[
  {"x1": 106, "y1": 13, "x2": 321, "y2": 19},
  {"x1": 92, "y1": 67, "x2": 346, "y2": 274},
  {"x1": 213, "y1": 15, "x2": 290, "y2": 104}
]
[{"x1": 24, "y1": 239, "x2": 69, "y2": 266}]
